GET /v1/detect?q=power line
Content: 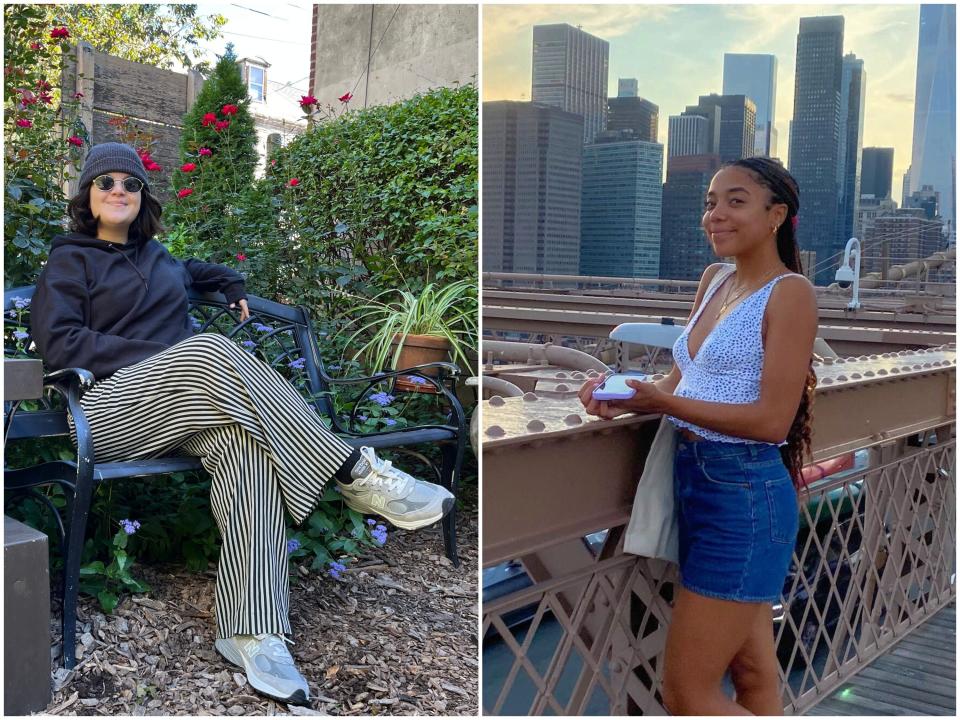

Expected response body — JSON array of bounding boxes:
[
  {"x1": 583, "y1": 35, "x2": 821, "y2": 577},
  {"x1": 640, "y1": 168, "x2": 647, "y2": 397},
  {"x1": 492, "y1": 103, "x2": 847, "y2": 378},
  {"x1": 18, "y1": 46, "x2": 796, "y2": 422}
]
[
  {"x1": 229, "y1": 3, "x2": 288, "y2": 22},
  {"x1": 222, "y1": 29, "x2": 308, "y2": 46}
]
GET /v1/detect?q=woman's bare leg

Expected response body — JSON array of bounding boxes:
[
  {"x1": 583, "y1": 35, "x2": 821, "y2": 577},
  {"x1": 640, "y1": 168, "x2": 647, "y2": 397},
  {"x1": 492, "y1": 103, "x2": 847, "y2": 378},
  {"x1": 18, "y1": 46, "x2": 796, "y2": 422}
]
[
  {"x1": 662, "y1": 586, "x2": 771, "y2": 715},
  {"x1": 729, "y1": 603, "x2": 784, "y2": 715}
]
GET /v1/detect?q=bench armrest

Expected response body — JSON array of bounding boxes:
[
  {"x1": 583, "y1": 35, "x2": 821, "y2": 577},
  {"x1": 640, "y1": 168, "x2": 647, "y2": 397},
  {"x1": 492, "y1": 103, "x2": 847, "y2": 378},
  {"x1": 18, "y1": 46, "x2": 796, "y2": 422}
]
[
  {"x1": 41, "y1": 368, "x2": 96, "y2": 490},
  {"x1": 44, "y1": 367, "x2": 96, "y2": 391}
]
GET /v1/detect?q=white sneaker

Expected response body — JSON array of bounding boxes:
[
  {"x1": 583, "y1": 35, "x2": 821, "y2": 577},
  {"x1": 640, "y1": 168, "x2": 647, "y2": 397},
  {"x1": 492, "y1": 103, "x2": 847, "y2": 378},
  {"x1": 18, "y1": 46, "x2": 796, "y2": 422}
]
[
  {"x1": 215, "y1": 634, "x2": 309, "y2": 705},
  {"x1": 337, "y1": 446, "x2": 455, "y2": 530}
]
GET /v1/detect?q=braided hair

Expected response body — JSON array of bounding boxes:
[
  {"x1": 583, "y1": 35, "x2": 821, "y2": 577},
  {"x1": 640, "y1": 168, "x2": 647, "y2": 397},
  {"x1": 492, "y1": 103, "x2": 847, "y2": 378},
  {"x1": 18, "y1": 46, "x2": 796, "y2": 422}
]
[{"x1": 726, "y1": 157, "x2": 816, "y2": 492}]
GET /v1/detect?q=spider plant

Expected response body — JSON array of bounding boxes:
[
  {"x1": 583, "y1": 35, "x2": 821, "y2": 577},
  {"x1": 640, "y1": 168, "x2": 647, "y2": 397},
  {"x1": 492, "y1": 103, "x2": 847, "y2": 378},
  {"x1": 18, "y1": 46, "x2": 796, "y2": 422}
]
[{"x1": 345, "y1": 280, "x2": 478, "y2": 372}]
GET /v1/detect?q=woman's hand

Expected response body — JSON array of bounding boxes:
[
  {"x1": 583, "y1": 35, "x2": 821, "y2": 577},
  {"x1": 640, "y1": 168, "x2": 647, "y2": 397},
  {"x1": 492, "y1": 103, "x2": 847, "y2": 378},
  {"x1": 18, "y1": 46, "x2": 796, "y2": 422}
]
[
  {"x1": 577, "y1": 377, "x2": 670, "y2": 420},
  {"x1": 230, "y1": 299, "x2": 250, "y2": 321}
]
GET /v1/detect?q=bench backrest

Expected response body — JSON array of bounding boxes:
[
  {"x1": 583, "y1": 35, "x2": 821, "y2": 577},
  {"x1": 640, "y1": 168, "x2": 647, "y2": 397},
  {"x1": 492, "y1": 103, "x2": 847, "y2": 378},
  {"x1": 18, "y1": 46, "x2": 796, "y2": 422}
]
[{"x1": 4, "y1": 285, "x2": 339, "y2": 440}]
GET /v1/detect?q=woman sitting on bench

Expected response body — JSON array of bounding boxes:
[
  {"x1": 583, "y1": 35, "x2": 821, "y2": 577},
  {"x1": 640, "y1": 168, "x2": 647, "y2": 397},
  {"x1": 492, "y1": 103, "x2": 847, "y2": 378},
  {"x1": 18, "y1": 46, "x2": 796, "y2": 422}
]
[{"x1": 31, "y1": 142, "x2": 455, "y2": 705}]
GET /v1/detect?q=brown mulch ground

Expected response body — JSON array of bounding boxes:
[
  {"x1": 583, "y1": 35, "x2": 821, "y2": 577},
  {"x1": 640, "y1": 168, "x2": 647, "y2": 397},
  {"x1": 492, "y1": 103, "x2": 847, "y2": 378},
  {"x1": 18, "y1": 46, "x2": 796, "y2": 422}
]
[{"x1": 42, "y1": 513, "x2": 478, "y2": 716}]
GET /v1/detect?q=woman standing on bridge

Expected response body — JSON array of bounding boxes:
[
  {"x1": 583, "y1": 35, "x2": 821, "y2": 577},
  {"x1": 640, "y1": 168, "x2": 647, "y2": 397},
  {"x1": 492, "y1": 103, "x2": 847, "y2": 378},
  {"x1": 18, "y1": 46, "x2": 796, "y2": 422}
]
[
  {"x1": 31, "y1": 143, "x2": 455, "y2": 706},
  {"x1": 579, "y1": 157, "x2": 817, "y2": 715}
]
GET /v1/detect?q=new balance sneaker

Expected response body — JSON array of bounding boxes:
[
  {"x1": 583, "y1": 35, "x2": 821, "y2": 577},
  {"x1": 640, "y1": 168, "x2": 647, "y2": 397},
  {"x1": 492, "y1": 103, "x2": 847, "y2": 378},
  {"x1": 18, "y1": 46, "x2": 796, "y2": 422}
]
[
  {"x1": 215, "y1": 634, "x2": 310, "y2": 705},
  {"x1": 337, "y1": 446, "x2": 454, "y2": 530}
]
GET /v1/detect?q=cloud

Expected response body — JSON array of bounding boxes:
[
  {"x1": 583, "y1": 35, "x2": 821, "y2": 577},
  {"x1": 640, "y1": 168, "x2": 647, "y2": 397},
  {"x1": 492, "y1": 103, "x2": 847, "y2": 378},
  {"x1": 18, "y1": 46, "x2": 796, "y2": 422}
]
[{"x1": 885, "y1": 92, "x2": 914, "y2": 105}]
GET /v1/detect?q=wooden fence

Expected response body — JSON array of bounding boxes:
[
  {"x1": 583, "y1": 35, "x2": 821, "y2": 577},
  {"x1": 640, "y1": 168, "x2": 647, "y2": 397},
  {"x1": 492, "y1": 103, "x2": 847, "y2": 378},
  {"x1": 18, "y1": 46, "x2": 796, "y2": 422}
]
[{"x1": 61, "y1": 42, "x2": 204, "y2": 203}]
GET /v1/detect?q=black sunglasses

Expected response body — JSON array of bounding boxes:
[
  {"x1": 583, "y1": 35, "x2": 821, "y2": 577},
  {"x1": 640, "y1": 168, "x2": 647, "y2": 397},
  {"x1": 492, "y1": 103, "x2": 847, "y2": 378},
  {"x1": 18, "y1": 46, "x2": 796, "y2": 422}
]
[{"x1": 92, "y1": 175, "x2": 144, "y2": 193}]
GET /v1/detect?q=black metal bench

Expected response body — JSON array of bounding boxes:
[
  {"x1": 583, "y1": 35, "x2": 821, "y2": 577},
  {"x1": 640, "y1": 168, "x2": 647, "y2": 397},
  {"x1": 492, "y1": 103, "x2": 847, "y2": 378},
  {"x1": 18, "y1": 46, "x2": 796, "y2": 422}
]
[{"x1": 4, "y1": 285, "x2": 466, "y2": 670}]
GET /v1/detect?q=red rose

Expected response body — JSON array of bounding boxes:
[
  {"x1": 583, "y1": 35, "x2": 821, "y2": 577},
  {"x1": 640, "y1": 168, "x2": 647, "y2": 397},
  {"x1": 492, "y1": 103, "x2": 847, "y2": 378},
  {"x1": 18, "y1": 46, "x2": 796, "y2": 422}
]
[
  {"x1": 177, "y1": 188, "x2": 194, "y2": 199},
  {"x1": 72, "y1": 92, "x2": 84, "y2": 99},
  {"x1": 236, "y1": 253, "x2": 247, "y2": 262},
  {"x1": 201, "y1": 112, "x2": 217, "y2": 127},
  {"x1": 29, "y1": 42, "x2": 42, "y2": 51},
  {"x1": 181, "y1": 162, "x2": 196, "y2": 172},
  {"x1": 198, "y1": 147, "x2": 212, "y2": 156},
  {"x1": 299, "y1": 95, "x2": 318, "y2": 108},
  {"x1": 338, "y1": 91, "x2": 353, "y2": 103},
  {"x1": 19, "y1": 91, "x2": 37, "y2": 106},
  {"x1": 214, "y1": 120, "x2": 230, "y2": 132},
  {"x1": 38, "y1": 92, "x2": 52, "y2": 104},
  {"x1": 50, "y1": 27, "x2": 70, "y2": 39},
  {"x1": 16, "y1": 119, "x2": 32, "y2": 128},
  {"x1": 67, "y1": 136, "x2": 83, "y2": 147},
  {"x1": 221, "y1": 104, "x2": 238, "y2": 116},
  {"x1": 288, "y1": 178, "x2": 299, "y2": 187},
  {"x1": 36, "y1": 79, "x2": 51, "y2": 91}
]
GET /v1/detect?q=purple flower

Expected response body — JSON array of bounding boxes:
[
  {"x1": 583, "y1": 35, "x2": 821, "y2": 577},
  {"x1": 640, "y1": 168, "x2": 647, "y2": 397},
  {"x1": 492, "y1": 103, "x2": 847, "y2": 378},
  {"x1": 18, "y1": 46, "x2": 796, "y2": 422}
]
[
  {"x1": 328, "y1": 364, "x2": 341, "y2": 371},
  {"x1": 371, "y1": 524, "x2": 387, "y2": 545},
  {"x1": 366, "y1": 518, "x2": 376, "y2": 526},
  {"x1": 6, "y1": 310, "x2": 16, "y2": 318},
  {"x1": 357, "y1": 414, "x2": 368, "y2": 422},
  {"x1": 384, "y1": 418, "x2": 397, "y2": 427},
  {"x1": 13, "y1": 330, "x2": 29, "y2": 341},
  {"x1": 241, "y1": 340, "x2": 256, "y2": 349},
  {"x1": 119, "y1": 519, "x2": 141, "y2": 535},
  {"x1": 286, "y1": 538, "x2": 301, "y2": 554},
  {"x1": 287, "y1": 357, "x2": 306, "y2": 370},
  {"x1": 406, "y1": 375, "x2": 428, "y2": 385},
  {"x1": 369, "y1": 391, "x2": 395, "y2": 407},
  {"x1": 253, "y1": 323, "x2": 274, "y2": 333},
  {"x1": 190, "y1": 316, "x2": 202, "y2": 331},
  {"x1": 12, "y1": 296, "x2": 31, "y2": 310},
  {"x1": 328, "y1": 560, "x2": 347, "y2": 579}
]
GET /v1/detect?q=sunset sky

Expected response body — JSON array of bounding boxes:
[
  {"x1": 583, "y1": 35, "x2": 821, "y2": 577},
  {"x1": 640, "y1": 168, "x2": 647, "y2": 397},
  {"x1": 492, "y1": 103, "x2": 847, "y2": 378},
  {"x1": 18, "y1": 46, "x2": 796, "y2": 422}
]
[{"x1": 483, "y1": 4, "x2": 924, "y2": 201}]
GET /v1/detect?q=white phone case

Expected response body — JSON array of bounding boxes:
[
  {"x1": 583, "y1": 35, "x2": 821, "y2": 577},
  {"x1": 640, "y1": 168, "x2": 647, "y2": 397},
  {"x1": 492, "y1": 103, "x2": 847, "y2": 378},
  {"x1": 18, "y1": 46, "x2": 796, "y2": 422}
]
[{"x1": 592, "y1": 374, "x2": 645, "y2": 401}]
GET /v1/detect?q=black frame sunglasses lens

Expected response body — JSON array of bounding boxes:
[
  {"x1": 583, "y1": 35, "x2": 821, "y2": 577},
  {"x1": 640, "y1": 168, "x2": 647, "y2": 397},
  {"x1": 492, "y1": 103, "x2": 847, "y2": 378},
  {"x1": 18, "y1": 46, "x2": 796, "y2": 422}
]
[{"x1": 93, "y1": 176, "x2": 143, "y2": 193}]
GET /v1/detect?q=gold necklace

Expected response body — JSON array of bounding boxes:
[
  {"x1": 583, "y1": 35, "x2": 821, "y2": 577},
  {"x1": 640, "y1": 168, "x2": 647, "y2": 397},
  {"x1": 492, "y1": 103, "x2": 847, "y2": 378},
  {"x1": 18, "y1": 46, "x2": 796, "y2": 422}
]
[{"x1": 714, "y1": 267, "x2": 782, "y2": 321}]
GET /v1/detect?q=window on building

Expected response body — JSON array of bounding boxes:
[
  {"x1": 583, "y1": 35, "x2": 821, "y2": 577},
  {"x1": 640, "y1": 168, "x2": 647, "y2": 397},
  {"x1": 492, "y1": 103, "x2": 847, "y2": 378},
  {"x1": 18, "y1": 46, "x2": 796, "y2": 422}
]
[
  {"x1": 248, "y1": 65, "x2": 265, "y2": 102},
  {"x1": 267, "y1": 133, "x2": 282, "y2": 158}
]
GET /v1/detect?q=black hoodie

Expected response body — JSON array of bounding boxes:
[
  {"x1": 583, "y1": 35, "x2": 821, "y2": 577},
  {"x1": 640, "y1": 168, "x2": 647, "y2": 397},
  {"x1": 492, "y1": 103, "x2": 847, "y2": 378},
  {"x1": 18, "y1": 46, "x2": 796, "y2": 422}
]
[{"x1": 32, "y1": 232, "x2": 247, "y2": 380}]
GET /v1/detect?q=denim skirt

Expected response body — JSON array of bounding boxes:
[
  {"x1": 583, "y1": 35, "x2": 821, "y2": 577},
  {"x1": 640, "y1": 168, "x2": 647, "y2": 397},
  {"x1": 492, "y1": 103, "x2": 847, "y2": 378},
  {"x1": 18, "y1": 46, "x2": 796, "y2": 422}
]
[{"x1": 674, "y1": 438, "x2": 799, "y2": 603}]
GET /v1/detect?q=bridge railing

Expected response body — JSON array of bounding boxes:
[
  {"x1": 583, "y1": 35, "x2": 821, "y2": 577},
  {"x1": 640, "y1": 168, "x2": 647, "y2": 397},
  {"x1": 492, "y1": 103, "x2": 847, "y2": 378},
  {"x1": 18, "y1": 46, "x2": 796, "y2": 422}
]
[{"x1": 482, "y1": 354, "x2": 956, "y2": 715}]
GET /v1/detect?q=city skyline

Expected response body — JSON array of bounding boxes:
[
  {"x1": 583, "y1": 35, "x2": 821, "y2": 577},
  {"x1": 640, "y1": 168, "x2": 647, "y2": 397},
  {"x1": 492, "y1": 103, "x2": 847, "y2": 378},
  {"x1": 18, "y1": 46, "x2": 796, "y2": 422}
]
[{"x1": 482, "y1": 4, "x2": 922, "y2": 202}]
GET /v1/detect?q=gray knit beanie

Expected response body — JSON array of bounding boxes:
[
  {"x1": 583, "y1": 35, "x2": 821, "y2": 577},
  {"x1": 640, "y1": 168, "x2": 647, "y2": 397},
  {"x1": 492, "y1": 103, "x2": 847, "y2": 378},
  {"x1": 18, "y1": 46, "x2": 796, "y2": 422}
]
[{"x1": 79, "y1": 142, "x2": 149, "y2": 190}]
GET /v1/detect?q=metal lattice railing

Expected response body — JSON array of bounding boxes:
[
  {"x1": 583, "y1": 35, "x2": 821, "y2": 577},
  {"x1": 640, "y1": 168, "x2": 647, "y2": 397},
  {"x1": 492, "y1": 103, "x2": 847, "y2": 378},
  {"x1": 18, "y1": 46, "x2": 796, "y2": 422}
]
[{"x1": 482, "y1": 425, "x2": 955, "y2": 715}]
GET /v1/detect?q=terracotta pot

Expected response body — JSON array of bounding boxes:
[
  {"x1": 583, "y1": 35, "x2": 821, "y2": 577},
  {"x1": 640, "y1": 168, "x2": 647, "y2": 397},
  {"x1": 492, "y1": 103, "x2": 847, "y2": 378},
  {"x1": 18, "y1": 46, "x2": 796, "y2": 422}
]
[{"x1": 390, "y1": 333, "x2": 451, "y2": 394}]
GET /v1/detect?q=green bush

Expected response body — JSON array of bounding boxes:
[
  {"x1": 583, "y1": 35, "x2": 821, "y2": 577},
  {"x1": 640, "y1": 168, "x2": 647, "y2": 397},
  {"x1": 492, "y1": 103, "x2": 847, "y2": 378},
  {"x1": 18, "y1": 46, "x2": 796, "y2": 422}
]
[{"x1": 249, "y1": 83, "x2": 479, "y2": 319}]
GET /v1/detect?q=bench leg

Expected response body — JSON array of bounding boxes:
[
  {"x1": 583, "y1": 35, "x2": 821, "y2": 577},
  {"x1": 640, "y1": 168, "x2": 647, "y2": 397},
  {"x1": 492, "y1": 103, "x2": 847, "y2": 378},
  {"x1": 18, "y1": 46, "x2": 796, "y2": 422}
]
[
  {"x1": 61, "y1": 478, "x2": 95, "y2": 670},
  {"x1": 440, "y1": 441, "x2": 463, "y2": 568}
]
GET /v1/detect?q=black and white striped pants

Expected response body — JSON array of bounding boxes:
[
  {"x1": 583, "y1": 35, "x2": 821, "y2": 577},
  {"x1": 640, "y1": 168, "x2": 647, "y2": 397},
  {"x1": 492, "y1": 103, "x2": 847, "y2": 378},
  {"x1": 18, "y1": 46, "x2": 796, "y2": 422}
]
[{"x1": 75, "y1": 334, "x2": 355, "y2": 638}]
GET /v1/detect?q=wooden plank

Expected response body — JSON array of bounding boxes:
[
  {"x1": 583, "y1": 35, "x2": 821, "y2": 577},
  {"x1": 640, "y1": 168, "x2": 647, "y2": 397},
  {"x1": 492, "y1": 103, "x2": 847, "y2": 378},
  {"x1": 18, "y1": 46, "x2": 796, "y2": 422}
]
[
  {"x1": 893, "y1": 637, "x2": 956, "y2": 660},
  {"x1": 887, "y1": 645, "x2": 956, "y2": 671},
  {"x1": 827, "y1": 683, "x2": 951, "y2": 715},
  {"x1": 832, "y1": 672, "x2": 955, "y2": 709},
  {"x1": 858, "y1": 665, "x2": 956, "y2": 698},
  {"x1": 93, "y1": 50, "x2": 190, "y2": 126}
]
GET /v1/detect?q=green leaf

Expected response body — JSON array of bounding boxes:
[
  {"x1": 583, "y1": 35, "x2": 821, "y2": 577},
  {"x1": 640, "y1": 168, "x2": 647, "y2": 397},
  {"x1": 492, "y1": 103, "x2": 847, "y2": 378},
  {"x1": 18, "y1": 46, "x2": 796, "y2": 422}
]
[{"x1": 98, "y1": 590, "x2": 119, "y2": 613}]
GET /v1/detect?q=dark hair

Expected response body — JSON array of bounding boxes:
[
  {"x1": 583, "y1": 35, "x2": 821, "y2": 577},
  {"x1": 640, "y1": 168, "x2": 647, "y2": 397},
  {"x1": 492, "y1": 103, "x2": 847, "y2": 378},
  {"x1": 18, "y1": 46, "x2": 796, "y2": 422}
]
[
  {"x1": 726, "y1": 157, "x2": 816, "y2": 492},
  {"x1": 67, "y1": 181, "x2": 164, "y2": 242}
]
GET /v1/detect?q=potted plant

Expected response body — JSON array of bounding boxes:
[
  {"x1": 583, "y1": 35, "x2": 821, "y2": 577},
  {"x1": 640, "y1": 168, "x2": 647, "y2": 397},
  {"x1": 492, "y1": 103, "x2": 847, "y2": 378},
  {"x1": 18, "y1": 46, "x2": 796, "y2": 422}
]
[{"x1": 345, "y1": 280, "x2": 477, "y2": 392}]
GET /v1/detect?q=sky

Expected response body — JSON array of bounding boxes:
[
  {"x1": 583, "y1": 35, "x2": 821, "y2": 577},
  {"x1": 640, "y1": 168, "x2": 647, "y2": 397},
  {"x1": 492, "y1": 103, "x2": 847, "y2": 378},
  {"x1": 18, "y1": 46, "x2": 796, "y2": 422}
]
[
  {"x1": 189, "y1": 2, "x2": 314, "y2": 95},
  {"x1": 482, "y1": 3, "x2": 925, "y2": 202}
]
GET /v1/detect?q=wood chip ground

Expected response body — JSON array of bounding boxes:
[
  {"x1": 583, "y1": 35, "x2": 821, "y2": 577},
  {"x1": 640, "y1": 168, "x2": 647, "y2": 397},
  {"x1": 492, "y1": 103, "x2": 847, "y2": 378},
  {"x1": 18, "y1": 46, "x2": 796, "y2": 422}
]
[{"x1": 41, "y1": 513, "x2": 478, "y2": 716}]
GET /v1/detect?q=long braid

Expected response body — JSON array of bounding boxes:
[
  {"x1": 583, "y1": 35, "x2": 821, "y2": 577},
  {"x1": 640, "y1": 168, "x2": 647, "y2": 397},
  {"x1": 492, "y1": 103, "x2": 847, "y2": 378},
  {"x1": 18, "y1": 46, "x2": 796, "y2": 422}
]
[{"x1": 728, "y1": 158, "x2": 816, "y2": 492}]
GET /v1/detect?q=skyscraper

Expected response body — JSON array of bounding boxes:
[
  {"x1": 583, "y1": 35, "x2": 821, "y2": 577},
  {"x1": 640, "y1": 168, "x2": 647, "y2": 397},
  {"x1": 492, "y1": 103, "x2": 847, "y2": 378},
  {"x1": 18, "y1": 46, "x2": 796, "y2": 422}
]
[
  {"x1": 580, "y1": 137, "x2": 664, "y2": 278},
  {"x1": 722, "y1": 53, "x2": 778, "y2": 157},
  {"x1": 660, "y1": 154, "x2": 722, "y2": 280},
  {"x1": 668, "y1": 114, "x2": 713, "y2": 157},
  {"x1": 838, "y1": 54, "x2": 866, "y2": 247},
  {"x1": 531, "y1": 24, "x2": 609, "y2": 143},
  {"x1": 618, "y1": 78, "x2": 638, "y2": 98},
  {"x1": 861, "y1": 147, "x2": 895, "y2": 200},
  {"x1": 789, "y1": 15, "x2": 845, "y2": 284},
  {"x1": 482, "y1": 101, "x2": 584, "y2": 274},
  {"x1": 908, "y1": 4, "x2": 956, "y2": 232},
  {"x1": 687, "y1": 94, "x2": 756, "y2": 163},
  {"x1": 607, "y1": 97, "x2": 659, "y2": 143}
]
